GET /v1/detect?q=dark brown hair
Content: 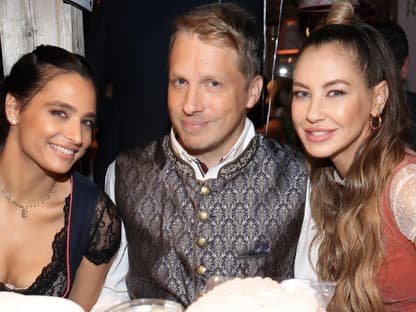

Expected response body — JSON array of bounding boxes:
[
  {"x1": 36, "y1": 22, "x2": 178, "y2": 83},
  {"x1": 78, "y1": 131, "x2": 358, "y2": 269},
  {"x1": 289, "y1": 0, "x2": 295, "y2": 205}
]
[{"x1": 0, "y1": 45, "x2": 96, "y2": 142}]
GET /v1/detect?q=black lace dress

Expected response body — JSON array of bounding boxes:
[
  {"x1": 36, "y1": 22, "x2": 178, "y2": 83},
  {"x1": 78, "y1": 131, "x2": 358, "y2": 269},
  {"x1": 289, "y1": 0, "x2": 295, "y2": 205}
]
[{"x1": 0, "y1": 189, "x2": 120, "y2": 296}]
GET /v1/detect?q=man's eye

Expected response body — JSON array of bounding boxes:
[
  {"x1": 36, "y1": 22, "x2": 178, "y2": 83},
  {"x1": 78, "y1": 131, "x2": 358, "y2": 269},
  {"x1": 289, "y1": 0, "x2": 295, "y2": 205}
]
[
  {"x1": 207, "y1": 80, "x2": 220, "y2": 87},
  {"x1": 328, "y1": 90, "x2": 345, "y2": 97},
  {"x1": 172, "y1": 78, "x2": 186, "y2": 87}
]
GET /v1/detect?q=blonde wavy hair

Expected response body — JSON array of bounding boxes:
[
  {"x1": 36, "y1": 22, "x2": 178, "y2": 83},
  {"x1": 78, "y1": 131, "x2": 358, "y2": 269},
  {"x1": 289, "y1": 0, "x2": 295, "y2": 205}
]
[{"x1": 296, "y1": 1, "x2": 409, "y2": 311}]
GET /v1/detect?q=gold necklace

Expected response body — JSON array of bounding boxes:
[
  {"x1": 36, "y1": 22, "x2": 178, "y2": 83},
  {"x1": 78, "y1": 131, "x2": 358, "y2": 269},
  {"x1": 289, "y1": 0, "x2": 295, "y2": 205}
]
[{"x1": 0, "y1": 181, "x2": 57, "y2": 218}]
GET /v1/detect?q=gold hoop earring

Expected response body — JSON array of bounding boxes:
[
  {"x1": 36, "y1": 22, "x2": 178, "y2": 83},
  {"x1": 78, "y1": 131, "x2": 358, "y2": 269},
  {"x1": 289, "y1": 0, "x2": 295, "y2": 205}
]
[{"x1": 370, "y1": 115, "x2": 382, "y2": 130}]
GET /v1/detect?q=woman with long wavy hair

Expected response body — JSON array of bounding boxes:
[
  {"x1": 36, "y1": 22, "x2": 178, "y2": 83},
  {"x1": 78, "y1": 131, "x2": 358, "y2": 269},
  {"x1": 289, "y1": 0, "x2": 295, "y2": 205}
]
[{"x1": 292, "y1": 1, "x2": 416, "y2": 311}]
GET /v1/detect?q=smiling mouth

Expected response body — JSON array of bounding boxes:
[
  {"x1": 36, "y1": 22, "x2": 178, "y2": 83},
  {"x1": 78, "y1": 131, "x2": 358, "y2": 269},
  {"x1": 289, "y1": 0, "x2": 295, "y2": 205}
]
[
  {"x1": 308, "y1": 130, "x2": 331, "y2": 136},
  {"x1": 305, "y1": 129, "x2": 336, "y2": 141},
  {"x1": 50, "y1": 143, "x2": 76, "y2": 155},
  {"x1": 182, "y1": 120, "x2": 208, "y2": 130}
]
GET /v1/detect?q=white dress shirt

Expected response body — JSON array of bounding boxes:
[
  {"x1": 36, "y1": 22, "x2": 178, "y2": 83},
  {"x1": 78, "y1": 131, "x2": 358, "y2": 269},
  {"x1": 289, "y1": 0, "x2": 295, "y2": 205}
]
[{"x1": 294, "y1": 180, "x2": 318, "y2": 281}]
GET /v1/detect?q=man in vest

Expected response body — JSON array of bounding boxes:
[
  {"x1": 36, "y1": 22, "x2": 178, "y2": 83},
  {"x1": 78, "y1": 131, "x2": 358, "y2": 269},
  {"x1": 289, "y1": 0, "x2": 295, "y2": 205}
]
[{"x1": 93, "y1": 3, "x2": 307, "y2": 310}]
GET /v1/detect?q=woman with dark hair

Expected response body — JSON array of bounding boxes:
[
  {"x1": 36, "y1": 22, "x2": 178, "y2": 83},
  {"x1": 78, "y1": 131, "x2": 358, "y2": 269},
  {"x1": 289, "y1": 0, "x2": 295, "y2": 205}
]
[
  {"x1": 292, "y1": 1, "x2": 416, "y2": 311},
  {"x1": 0, "y1": 45, "x2": 120, "y2": 311}
]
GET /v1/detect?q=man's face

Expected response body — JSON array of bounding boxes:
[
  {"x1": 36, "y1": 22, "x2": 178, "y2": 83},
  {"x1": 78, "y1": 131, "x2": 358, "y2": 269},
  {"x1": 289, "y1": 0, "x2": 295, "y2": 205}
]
[{"x1": 168, "y1": 32, "x2": 261, "y2": 167}]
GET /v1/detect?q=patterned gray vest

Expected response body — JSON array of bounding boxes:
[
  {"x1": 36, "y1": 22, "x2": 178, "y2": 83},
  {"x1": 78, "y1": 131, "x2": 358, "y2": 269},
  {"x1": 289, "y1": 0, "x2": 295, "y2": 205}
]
[{"x1": 115, "y1": 134, "x2": 307, "y2": 306}]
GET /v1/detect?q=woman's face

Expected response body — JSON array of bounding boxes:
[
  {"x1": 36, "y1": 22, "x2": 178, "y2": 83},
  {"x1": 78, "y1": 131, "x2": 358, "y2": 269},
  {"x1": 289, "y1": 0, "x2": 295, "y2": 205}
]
[
  {"x1": 9, "y1": 72, "x2": 96, "y2": 174},
  {"x1": 291, "y1": 43, "x2": 384, "y2": 175}
]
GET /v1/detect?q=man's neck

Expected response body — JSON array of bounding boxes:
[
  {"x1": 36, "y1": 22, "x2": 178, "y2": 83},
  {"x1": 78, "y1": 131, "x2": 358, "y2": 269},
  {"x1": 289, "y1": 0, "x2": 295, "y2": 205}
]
[{"x1": 170, "y1": 118, "x2": 256, "y2": 180}]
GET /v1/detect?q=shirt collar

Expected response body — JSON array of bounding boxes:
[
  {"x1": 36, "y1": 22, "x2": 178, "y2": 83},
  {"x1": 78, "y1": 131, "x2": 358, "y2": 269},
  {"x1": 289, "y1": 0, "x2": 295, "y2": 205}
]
[
  {"x1": 170, "y1": 118, "x2": 256, "y2": 180},
  {"x1": 333, "y1": 170, "x2": 346, "y2": 185}
]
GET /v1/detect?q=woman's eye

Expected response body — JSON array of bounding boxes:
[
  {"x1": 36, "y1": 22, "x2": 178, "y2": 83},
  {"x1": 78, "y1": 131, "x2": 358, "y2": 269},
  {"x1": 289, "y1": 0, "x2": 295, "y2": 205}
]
[
  {"x1": 51, "y1": 110, "x2": 67, "y2": 118},
  {"x1": 292, "y1": 90, "x2": 309, "y2": 98},
  {"x1": 82, "y1": 119, "x2": 96, "y2": 129}
]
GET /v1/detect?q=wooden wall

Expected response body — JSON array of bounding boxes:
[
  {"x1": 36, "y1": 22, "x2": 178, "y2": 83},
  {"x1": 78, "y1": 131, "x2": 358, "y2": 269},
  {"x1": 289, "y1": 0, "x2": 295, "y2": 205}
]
[{"x1": 0, "y1": 0, "x2": 84, "y2": 76}]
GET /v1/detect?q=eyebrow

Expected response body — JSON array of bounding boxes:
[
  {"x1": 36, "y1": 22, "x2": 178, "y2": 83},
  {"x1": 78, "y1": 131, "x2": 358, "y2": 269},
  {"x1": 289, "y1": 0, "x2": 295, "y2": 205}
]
[
  {"x1": 48, "y1": 102, "x2": 97, "y2": 119},
  {"x1": 292, "y1": 81, "x2": 308, "y2": 89},
  {"x1": 292, "y1": 79, "x2": 350, "y2": 89},
  {"x1": 323, "y1": 79, "x2": 350, "y2": 88}
]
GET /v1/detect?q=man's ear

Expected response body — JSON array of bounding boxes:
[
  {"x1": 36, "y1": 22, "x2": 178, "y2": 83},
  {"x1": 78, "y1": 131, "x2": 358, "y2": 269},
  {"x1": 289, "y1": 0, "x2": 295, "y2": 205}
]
[
  {"x1": 371, "y1": 80, "x2": 388, "y2": 117},
  {"x1": 246, "y1": 75, "x2": 263, "y2": 109},
  {"x1": 5, "y1": 93, "x2": 21, "y2": 126}
]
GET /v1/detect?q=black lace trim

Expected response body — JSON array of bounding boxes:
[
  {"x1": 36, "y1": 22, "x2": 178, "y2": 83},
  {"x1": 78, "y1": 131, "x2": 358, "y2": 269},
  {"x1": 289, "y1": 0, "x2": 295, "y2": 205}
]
[
  {"x1": 0, "y1": 190, "x2": 120, "y2": 296},
  {"x1": 85, "y1": 191, "x2": 121, "y2": 264}
]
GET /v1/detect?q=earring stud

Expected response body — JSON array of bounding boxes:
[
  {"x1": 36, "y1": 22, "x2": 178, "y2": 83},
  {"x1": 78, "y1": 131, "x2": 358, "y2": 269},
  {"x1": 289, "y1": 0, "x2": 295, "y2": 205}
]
[{"x1": 8, "y1": 118, "x2": 17, "y2": 125}]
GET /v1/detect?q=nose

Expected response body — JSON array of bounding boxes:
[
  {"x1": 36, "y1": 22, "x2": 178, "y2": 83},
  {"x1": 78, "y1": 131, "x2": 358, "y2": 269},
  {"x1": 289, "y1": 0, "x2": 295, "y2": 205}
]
[
  {"x1": 182, "y1": 85, "x2": 203, "y2": 115},
  {"x1": 306, "y1": 95, "x2": 325, "y2": 123},
  {"x1": 65, "y1": 120, "x2": 83, "y2": 146}
]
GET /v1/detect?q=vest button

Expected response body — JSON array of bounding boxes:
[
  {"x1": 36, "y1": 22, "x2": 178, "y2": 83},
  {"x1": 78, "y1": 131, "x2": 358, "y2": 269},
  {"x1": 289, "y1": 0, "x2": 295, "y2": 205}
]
[
  {"x1": 199, "y1": 211, "x2": 209, "y2": 221},
  {"x1": 197, "y1": 237, "x2": 207, "y2": 248},
  {"x1": 196, "y1": 265, "x2": 207, "y2": 276},
  {"x1": 200, "y1": 185, "x2": 210, "y2": 196}
]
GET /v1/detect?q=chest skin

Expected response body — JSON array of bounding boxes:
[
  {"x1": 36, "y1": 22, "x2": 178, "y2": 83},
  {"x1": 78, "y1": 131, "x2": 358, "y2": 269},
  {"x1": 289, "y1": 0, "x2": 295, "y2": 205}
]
[{"x1": 0, "y1": 197, "x2": 65, "y2": 289}]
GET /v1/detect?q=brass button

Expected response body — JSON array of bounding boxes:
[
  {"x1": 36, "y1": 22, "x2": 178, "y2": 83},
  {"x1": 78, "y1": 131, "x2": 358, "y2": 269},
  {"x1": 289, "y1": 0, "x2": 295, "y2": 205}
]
[
  {"x1": 196, "y1": 265, "x2": 207, "y2": 276},
  {"x1": 200, "y1": 185, "x2": 210, "y2": 196},
  {"x1": 199, "y1": 210, "x2": 209, "y2": 221},
  {"x1": 197, "y1": 237, "x2": 207, "y2": 248}
]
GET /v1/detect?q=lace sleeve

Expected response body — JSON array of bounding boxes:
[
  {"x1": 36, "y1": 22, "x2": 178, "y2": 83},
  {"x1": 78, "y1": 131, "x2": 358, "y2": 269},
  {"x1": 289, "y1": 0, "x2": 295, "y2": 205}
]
[
  {"x1": 389, "y1": 164, "x2": 416, "y2": 242},
  {"x1": 85, "y1": 190, "x2": 121, "y2": 264}
]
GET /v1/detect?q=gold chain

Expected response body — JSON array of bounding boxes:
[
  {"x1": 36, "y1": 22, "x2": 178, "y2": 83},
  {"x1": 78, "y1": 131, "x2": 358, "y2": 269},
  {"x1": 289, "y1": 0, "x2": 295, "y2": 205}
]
[{"x1": 0, "y1": 181, "x2": 57, "y2": 218}]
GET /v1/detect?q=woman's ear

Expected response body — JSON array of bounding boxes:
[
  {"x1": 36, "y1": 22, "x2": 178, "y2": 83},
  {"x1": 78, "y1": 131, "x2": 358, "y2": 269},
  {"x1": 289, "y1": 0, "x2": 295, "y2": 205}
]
[
  {"x1": 5, "y1": 93, "x2": 21, "y2": 126},
  {"x1": 371, "y1": 80, "x2": 388, "y2": 117},
  {"x1": 246, "y1": 75, "x2": 264, "y2": 109}
]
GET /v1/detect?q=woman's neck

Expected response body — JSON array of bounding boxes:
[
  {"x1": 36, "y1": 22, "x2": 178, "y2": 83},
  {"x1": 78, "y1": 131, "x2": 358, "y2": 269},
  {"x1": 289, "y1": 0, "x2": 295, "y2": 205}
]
[{"x1": 0, "y1": 140, "x2": 56, "y2": 202}]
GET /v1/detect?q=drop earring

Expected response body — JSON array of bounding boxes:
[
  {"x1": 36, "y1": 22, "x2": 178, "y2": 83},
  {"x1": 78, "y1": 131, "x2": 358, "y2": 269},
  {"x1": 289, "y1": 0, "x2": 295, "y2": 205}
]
[{"x1": 370, "y1": 115, "x2": 382, "y2": 130}]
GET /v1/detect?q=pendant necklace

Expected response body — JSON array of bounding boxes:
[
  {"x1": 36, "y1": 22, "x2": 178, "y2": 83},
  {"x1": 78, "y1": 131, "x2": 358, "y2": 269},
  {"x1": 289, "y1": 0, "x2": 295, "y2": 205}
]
[{"x1": 0, "y1": 181, "x2": 57, "y2": 218}]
